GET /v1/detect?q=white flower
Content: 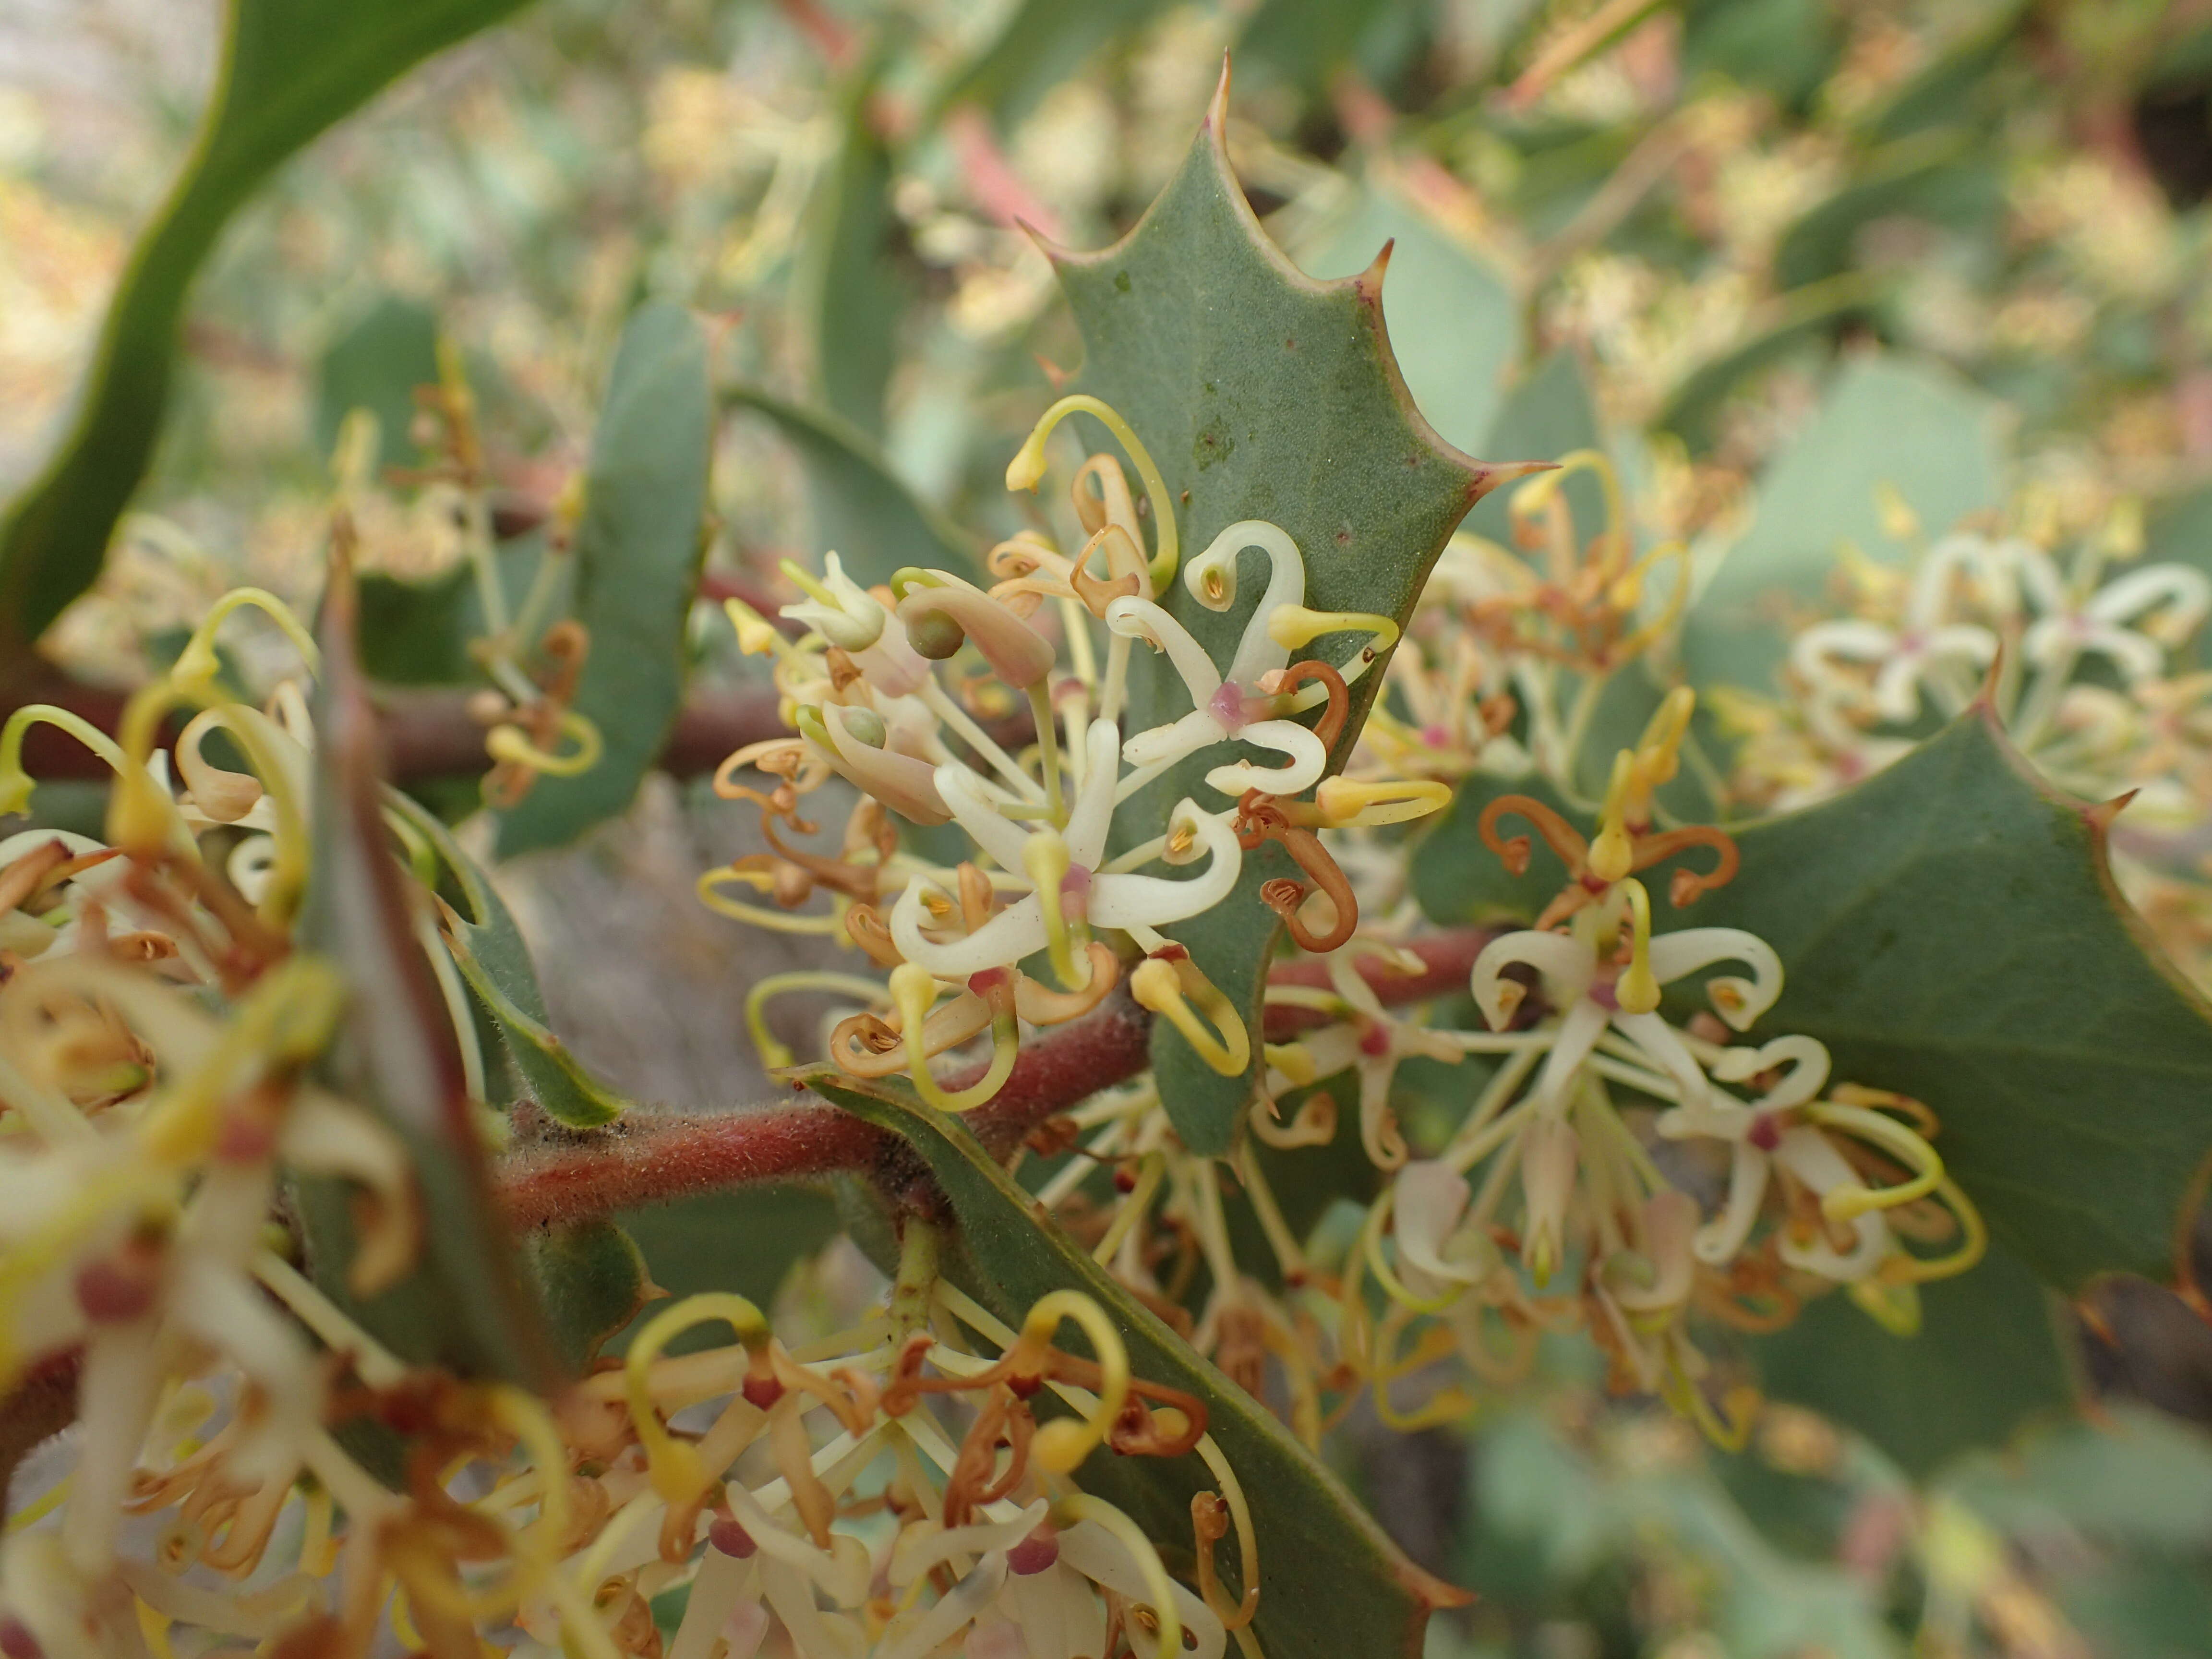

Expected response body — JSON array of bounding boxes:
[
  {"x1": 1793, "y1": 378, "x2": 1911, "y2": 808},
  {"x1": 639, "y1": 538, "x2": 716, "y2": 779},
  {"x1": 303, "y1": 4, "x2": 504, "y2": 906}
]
[
  {"x1": 1470, "y1": 915, "x2": 1782, "y2": 1125},
  {"x1": 2018, "y1": 547, "x2": 2211, "y2": 682},
  {"x1": 1107, "y1": 520, "x2": 1329, "y2": 797},
  {"x1": 890, "y1": 721, "x2": 1241, "y2": 977},
  {"x1": 1790, "y1": 534, "x2": 2006, "y2": 724}
]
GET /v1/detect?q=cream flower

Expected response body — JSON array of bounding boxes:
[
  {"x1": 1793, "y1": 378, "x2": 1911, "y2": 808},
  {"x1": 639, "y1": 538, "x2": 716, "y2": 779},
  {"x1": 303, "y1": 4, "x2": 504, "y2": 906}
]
[
  {"x1": 890, "y1": 721, "x2": 1241, "y2": 978},
  {"x1": 1469, "y1": 907, "x2": 1782, "y2": 1124},
  {"x1": 1107, "y1": 519, "x2": 1383, "y2": 799}
]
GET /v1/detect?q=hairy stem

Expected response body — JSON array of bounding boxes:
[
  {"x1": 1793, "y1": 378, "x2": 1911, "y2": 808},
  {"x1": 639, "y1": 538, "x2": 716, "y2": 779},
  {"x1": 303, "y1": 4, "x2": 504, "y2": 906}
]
[{"x1": 495, "y1": 927, "x2": 1492, "y2": 1231}]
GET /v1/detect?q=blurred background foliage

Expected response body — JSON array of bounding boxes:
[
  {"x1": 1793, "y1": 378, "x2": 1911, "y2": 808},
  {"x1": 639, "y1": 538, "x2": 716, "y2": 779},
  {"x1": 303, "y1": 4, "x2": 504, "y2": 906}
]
[{"x1": 9, "y1": 0, "x2": 2212, "y2": 1652}]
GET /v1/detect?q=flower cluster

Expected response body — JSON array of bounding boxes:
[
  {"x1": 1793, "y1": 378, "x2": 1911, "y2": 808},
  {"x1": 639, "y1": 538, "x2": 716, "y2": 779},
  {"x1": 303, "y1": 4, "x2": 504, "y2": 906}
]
[
  {"x1": 1724, "y1": 500, "x2": 2211, "y2": 817},
  {"x1": 710, "y1": 396, "x2": 1447, "y2": 1107}
]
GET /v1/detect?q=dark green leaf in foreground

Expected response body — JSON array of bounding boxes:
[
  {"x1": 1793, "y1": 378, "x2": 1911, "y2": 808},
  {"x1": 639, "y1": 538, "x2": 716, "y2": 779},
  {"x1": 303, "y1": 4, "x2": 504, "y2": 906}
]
[
  {"x1": 1050, "y1": 70, "x2": 1509, "y2": 1152},
  {"x1": 724, "y1": 386, "x2": 974, "y2": 587},
  {"x1": 494, "y1": 301, "x2": 712, "y2": 856},
  {"x1": 804, "y1": 1067, "x2": 1467, "y2": 1659},
  {"x1": 1746, "y1": 1241, "x2": 2078, "y2": 1477},
  {"x1": 0, "y1": 0, "x2": 537, "y2": 666},
  {"x1": 524, "y1": 1219, "x2": 651, "y2": 1372},
  {"x1": 1664, "y1": 708, "x2": 2212, "y2": 1291},
  {"x1": 299, "y1": 557, "x2": 561, "y2": 1389},
  {"x1": 385, "y1": 789, "x2": 628, "y2": 1127}
]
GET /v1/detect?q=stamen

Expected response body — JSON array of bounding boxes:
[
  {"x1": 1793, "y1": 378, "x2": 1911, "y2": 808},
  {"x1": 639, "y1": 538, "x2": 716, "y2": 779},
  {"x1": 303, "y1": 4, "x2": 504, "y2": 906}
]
[
  {"x1": 1130, "y1": 954, "x2": 1250, "y2": 1076},
  {"x1": 1007, "y1": 396, "x2": 1179, "y2": 593}
]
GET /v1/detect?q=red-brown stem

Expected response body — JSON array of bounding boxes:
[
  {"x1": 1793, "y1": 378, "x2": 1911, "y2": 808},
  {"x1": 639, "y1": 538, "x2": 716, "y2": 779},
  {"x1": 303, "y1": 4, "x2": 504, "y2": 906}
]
[{"x1": 496, "y1": 928, "x2": 1492, "y2": 1232}]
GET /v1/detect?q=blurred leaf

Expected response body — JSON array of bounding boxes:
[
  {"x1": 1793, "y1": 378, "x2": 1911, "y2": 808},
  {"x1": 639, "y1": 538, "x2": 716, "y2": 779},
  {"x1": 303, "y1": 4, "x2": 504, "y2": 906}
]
[
  {"x1": 384, "y1": 790, "x2": 628, "y2": 1127},
  {"x1": 1747, "y1": 1242, "x2": 2077, "y2": 1476},
  {"x1": 1771, "y1": 137, "x2": 1988, "y2": 291},
  {"x1": 0, "y1": 0, "x2": 537, "y2": 665},
  {"x1": 494, "y1": 301, "x2": 711, "y2": 856},
  {"x1": 1298, "y1": 183, "x2": 1520, "y2": 454},
  {"x1": 358, "y1": 536, "x2": 555, "y2": 689},
  {"x1": 2145, "y1": 481, "x2": 2212, "y2": 582},
  {"x1": 1678, "y1": 0, "x2": 1842, "y2": 112},
  {"x1": 1948, "y1": 1403, "x2": 2212, "y2": 1549},
  {"x1": 1471, "y1": 1408, "x2": 1896, "y2": 1659},
  {"x1": 524, "y1": 1219, "x2": 651, "y2": 1371},
  {"x1": 1238, "y1": 0, "x2": 1430, "y2": 96},
  {"x1": 797, "y1": 70, "x2": 907, "y2": 438},
  {"x1": 1656, "y1": 275, "x2": 1879, "y2": 455},
  {"x1": 1056, "y1": 83, "x2": 1498, "y2": 1152},
  {"x1": 1683, "y1": 354, "x2": 2007, "y2": 692},
  {"x1": 931, "y1": 0, "x2": 1168, "y2": 126},
  {"x1": 1462, "y1": 349, "x2": 1603, "y2": 545},
  {"x1": 1663, "y1": 709, "x2": 2212, "y2": 1290},
  {"x1": 606, "y1": 1184, "x2": 842, "y2": 1357},
  {"x1": 724, "y1": 386, "x2": 974, "y2": 588},
  {"x1": 804, "y1": 1066, "x2": 1467, "y2": 1659},
  {"x1": 315, "y1": 292, "x2": 441, "y2": 465},
  {"x1": 298, "y1": 556, "x2": 561, "y2": 1389}
]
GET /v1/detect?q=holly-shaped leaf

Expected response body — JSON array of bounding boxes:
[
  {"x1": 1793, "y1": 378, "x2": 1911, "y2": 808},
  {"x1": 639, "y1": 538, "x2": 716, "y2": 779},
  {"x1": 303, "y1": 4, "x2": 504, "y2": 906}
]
[
  {"x1": 1665, "y1": 708, "x2": 2212, "y2": 1292},
  {"x1": 803, "y1": 1067, "x2": 1467, "y2": 1659},
  {"x1": 1048, "y1": 65, "x2": 1515, "y2": 1151}
]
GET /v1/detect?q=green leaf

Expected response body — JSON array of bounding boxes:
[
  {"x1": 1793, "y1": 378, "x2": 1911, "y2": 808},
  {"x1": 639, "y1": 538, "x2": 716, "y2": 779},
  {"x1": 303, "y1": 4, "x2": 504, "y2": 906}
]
[
  {"x1": 1948, "y1": 1402, "x2": 2212, "y2": 1551},
  {"x1": 1409, "y1": 769, "x2": 1577, "y2": 927},
  {"x1": 1654, "y1": 275, "x2": 1881, "y2": 457},
  {"x1": 357, "y1": 565, "x2": 476, "y2": 686},
  {"x1": 493, "y1": 301, "x2": 712, "y2": 856},
  {"x1": 1051, "y1": 77, "x2": 1503, "y2": 1152},
  {"x1": 724, "y1": 386, "x2": 975, "y2": 588},
  {"x1": 796, "y1": 70, "x2": 908, "y2": 438},
  {"x1": 1682, "y1": 354, "x2": 2007, "y2": 693},
  {"x1": 524, "y1": 1220, "x2": 651, "y2": 1372},
  {"x1": 930, "y1": 0, "x2": 1168, "y2": 126},
  {"x1": 803, "y1": 1067, "x2": 1467, "y2": 1659},
  {"x1": 606, "y1": 1185, "x2": 842, "y2": 1357},
  {"x1": 298, "y1": 557, "x2": 561, "y2": 1389},
  {"x1": 1298, "y1": 182, "x2": 1520, "y2": 454},
  {"x1": 0, "y1": 0, "x2": 537, "y2": 664},
  {"x1": 1745, "y1": 1242, "x2": 2078, "y2": 1476},
  {"x1": 1663, "y1": 709, "x2": 2212, "y2": 1290},
  {"x1": 384, "y1": 789, "x2": 628, "y2": 1127},
  {"x1": 315, "y1": 291, "x2": 441, "y2": 465},
  {"x1": 1462, "y1": 348, "x2": 1602, "y2": 545},
  {"x1": 1770, "y1": 137, "x2": 1978, "y2": 291}
]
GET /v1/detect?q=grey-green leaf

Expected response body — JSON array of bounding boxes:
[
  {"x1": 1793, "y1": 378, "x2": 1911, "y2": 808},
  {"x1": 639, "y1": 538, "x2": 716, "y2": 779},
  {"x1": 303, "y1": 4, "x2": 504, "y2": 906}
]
[
  {"x1": 1682, "y1": 353, "x2": 2006, "y2": 693},
  {"x1": 385, "y1": 789, "x2": 628, "y2": 1127},
  {"x1": 724, "y1": 385, "x2": 974, "y2": 587},
  {"x1": 299, "y1": 557, "x2": 561, "y2": 1389},
  {"x1": 1663, "y1": 709, "x2": 2212, "y2": 1291},
  {"x1": 493, "y1": 301, "x2": 712, "y2": 856}
]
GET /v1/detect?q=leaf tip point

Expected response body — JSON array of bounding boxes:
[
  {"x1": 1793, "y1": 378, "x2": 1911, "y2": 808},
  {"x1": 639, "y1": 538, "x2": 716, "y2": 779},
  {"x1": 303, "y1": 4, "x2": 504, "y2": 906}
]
[
  {"x1": 1206, "y1": 53, "x2": 1233, "y2": 134},
  {"x1": 1467, "y1": 459, "x2": 1555, "y2": 504}
]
